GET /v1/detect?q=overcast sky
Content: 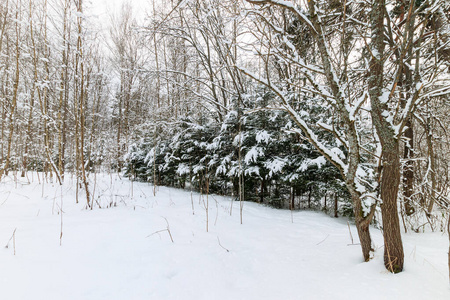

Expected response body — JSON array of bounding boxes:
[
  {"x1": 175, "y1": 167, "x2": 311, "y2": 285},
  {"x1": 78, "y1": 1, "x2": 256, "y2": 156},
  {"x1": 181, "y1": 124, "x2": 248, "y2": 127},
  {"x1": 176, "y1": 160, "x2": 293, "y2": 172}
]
[{"x1": 89, "y1": 0, "x2": 150, "y2": 20}]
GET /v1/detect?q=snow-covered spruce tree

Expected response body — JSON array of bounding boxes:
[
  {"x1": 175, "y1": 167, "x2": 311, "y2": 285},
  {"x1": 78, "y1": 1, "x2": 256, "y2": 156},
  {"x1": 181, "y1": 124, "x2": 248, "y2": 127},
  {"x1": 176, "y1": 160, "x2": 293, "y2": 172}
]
[
  {"x1": 244, "y1": 90, "x2": 292, "y2": 206},
  {"x1": 171, "y1": 116, "x2": 218, "y2": 191},
  {"x1": 207, "y1": 99, "x2": 242, "y2": 197},
  {"x1": 206, "y1": 86, "x2": 344, "y2": 209},
  {"x1": 124, "y1": 121, "x2": 174, "y2": 188},
  {"x1": 124, "y1": 138, "x2": 153, "y2": 181},
  {"x1": 239, "y1": 90, "x2": 277, "y2": 204},
  {"x1": 281, "y1": 89, "x2": 350, "y2": 212}
]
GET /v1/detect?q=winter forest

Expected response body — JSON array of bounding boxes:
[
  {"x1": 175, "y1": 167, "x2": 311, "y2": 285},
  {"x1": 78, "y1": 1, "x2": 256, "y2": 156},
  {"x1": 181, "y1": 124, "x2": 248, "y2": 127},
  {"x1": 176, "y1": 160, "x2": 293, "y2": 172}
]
[{"x1": 0, "y1": 0, "x2": 450, "y2": 299}]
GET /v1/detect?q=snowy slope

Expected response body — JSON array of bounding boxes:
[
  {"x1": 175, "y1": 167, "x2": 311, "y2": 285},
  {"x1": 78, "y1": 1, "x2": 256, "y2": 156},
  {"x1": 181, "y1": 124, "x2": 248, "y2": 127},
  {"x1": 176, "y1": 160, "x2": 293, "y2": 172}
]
[{"x1": 0, "y1": 173, "x2": 449, "y2": 300}]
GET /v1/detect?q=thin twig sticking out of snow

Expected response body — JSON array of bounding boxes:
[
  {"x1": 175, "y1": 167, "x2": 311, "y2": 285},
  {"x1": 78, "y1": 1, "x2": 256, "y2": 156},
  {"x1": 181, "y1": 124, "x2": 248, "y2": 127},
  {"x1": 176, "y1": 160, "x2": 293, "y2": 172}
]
[
  {"x1": 60, "y1": 186, "x2": 63, "y2": 246},
  {"x1": 5, "y1": 228, "x2": 16, "y2": 255},
  {"x1": 316, "y1": 234, "x2": 330, "y2": 246},
  {"x1": 347, "y1": 221, "x2": 360, "y2": 246},
  {"x1": 147, "y1": 217, "x2": 174, "y2": 243},
  {"x1": 347, "y1": 221, "x2": 354, "y2": 244},
  {"x1": 217, "y1": 236, "x2": 230, "y2": 253}
]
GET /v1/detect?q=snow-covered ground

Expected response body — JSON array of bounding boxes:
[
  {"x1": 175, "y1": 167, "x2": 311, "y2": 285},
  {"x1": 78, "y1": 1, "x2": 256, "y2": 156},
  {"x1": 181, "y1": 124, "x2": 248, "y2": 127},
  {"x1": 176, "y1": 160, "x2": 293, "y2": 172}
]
[{"x1": 0, "y1": 173, "x2": 449, "y2": 300}]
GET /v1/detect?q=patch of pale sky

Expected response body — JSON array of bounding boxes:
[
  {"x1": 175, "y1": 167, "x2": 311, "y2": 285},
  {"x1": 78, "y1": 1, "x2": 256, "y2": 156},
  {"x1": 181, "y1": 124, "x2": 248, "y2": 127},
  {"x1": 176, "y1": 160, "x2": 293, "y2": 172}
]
[{"x1": 89, "y1": 0, "x2": 151, "y2": 22}]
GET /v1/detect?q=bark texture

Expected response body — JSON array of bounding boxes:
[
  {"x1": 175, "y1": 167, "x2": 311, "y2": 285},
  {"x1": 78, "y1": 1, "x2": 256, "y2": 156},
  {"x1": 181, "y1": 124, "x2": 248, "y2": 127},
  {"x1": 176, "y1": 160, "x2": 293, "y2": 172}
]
[
  {"x1": 380, "y1": 146, "x2": 404, "y2": 272},
  {"x1": 368, "y1": 0, "x2": 404, "y2": 272}
]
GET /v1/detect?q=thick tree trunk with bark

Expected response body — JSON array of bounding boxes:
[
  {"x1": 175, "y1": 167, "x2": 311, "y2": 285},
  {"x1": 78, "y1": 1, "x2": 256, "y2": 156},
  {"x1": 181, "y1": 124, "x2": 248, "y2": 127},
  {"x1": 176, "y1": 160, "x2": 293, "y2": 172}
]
[
  {"x1": 355, "y1": 219, "x2": 372, "y2": 262},
  {"x1": 350, "y1": 187, "x2": 374, "y2": 261},
  {"x1": 380, "y1": 146, "x2": 404, "y2": 272},
  {"x1": 368, "y1": 0, "x2": 404, "y2": 272}
]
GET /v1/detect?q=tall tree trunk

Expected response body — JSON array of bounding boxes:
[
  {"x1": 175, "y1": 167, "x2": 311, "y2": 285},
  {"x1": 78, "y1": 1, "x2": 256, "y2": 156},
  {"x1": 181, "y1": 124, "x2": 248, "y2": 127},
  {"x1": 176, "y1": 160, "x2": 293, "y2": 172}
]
[
  {"x1": 403, "y1": 118, "x2": 415, "y2": 215},
  {"x1": 308, "y1": 185, "x2": 312, "y2": 209},
  {"x1": 79, "y1": 0, "x2": 90, "y2": 207},
  {"x1": 22, "y1": 0, "x2": 36, "y2": 178},
  {"x1": 334, "y1": 193, "x2": 338, "y2": 218},
  {"x1": 398, "y1": 1, "x2": 415, "y2": 217},
  {"x1": 0, "y1": 0, "x2": 9, "y2": 173},
  {"x1": 426, "y1": 120, "x2": 437, "y2": 214},
  {"x1": 152, "y1": 0, "x2": 161, "y2": 111},
  {"x1": 58, "y1": 0, "x2": 70, "y2": 182},
  {"x1": 368, "y1": 0, "x2": 404, "y2": 273}
]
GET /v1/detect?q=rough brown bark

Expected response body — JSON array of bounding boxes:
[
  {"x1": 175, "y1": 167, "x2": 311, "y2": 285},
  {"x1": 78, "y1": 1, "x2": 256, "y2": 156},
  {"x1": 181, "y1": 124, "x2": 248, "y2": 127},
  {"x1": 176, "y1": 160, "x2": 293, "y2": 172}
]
[
  {"x1": 368, "y1": 0, "x2": 404, "y2": 272},
  {"x1": 380, "y1": 147, "x2": 404, "y2": 272},
  {"x1": 350, "y1": 188, "x2": 375, "y2": 261},
  {"x1": 355, "y1": 220, "x2": 372, "y2": 262}
]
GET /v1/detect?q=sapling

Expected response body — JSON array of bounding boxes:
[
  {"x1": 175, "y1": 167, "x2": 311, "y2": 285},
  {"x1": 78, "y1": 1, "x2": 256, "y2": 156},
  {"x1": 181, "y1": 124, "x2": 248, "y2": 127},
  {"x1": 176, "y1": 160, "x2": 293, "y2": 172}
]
[
  {"x1": 191, "y1": 189, "x2": 194, "y2": 215},
  {"x1": 214, "y1": 196, "x2": 219, "y2": 226},
  {"x1": 206, "y1": 174, "x2": 209, "y2": 232}
]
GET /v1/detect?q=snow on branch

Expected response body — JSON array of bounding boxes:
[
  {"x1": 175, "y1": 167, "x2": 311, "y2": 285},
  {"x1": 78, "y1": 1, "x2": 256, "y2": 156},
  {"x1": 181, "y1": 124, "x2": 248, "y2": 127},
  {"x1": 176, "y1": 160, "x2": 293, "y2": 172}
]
[
  {"x1": 245, "y1": 0, "x2": 317, "y2": 34},
  {"x1": 238, "y1": 67, "x2": 348, "y2": 175}
]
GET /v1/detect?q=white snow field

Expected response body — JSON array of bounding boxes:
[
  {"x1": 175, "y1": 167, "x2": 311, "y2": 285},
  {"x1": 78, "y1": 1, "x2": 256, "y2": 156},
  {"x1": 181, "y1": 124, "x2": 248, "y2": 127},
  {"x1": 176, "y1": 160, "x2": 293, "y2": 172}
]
[{"x1": 0, "y1": 173, "x2": 449, "y2": 300}]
